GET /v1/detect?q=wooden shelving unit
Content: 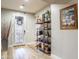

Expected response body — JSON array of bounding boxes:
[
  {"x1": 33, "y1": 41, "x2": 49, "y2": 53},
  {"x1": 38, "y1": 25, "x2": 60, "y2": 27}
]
[{"x1": 36, "y1": 10, "x2": 51, "y2": 55}]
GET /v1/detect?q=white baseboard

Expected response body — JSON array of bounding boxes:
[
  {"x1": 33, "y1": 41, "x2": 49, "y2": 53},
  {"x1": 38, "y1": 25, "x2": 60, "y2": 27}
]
[{"x1": 51, "y1": 54, "x2": 62, "y2": 59}]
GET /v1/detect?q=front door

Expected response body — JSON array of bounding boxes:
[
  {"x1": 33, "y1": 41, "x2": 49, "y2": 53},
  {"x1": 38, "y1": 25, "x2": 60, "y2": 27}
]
[{"x1": 15, "y1": 16, "x2": 24, "y2": 44}]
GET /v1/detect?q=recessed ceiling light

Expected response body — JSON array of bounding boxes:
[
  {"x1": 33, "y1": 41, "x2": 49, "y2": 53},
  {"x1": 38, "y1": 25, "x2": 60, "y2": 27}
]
[
  {"x1": 24, "y1": 0, "x2": 29, "y2": 2},
  {"x1": 20, "y1": 5, "x2": 24, "y2": 9}
]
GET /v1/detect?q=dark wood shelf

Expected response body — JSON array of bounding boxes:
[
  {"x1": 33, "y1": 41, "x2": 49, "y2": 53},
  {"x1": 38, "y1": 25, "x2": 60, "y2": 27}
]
[
  {"x1": 38, "y1": 47, "x2": 51, "y2": 55},
  {"x1": 37, "y1": 40, "x2": 51, "y2": 45},
  {"x1": 36, "y1": 10, "x2": 51, "y2": 55},
  {"x1": 44, "y1": 28, "x2": 51, "y2": 30},
  {"x1": 36, "y1": 22, "x2": 43, "y2": 24},
  {"x1": 44, "y1": 21, "x2": 51, "y2": 23}
]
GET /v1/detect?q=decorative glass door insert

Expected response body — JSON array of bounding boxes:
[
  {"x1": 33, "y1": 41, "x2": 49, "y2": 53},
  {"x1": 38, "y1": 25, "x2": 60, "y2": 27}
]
[{"x1": 15, "y1": 16, "x2": 24, "y2": 44}]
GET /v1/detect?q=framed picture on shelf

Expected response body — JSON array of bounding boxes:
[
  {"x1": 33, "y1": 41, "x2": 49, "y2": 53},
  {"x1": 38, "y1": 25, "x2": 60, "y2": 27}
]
[
  {"x1": 37, "y1": 16, "x2": 43, "y2": 23},
  {"x1": 48, "y1": 30, "x2": 51, "y2": 37},
  {"x1": 44, "y1": 30, "x2": 48, "y2": 36},
  {"x1": 44, "y1": 23, "x2": 48, "y2": 29},
  {"x1": 48, "y1": 23, "x2": 51, "y2": 29},
  {"x1": 60, "y1": 4, "x2": 78, "y2": 30},
  {"x1": 47, "y1": 37, "x2": 51, "y2": 44},
  {"x1": 45, "y1": 14, "x2": 48, "y2": 22}
]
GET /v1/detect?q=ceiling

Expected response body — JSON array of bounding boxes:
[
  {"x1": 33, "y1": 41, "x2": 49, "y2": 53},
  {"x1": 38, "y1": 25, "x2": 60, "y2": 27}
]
[
  {"x1": 1, "y1": 0, "x2": 52, "y2": 13},
  {"x1": 1, "y1": 0, "x2": 70, "y2": 13}
]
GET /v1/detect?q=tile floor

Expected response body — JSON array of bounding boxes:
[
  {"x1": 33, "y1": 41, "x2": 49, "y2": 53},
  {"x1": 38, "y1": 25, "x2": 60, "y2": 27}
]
[{"x1": 26, "y1": 45, "x2": 51, "y2": 59}]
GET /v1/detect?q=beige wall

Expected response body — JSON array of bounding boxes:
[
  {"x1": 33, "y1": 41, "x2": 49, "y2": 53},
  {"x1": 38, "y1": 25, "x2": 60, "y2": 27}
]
[{"x1": 51, "y1": 1, "x2": 78, "y2": 59}]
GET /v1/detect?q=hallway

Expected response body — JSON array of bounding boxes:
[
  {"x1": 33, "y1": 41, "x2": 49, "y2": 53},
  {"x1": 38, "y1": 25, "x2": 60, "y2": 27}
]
[{"x1": 1, "y1": 0, "x2": 78, "y2": 59}]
